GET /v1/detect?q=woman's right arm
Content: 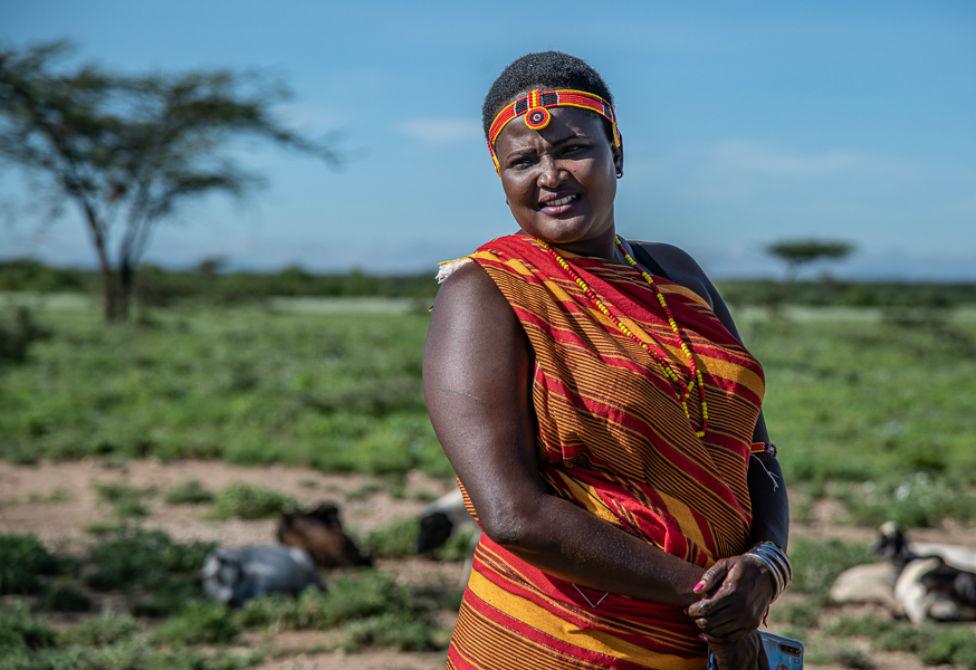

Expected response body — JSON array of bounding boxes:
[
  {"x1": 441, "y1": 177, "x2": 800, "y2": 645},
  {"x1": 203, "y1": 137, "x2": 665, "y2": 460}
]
[{"x1": 423, "y1": 262, "x2": 705, "y2": 607}]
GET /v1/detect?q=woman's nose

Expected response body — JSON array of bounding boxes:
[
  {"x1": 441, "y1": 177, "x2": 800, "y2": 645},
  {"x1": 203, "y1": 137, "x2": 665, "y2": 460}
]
[{"x1": 537, "y1": 155, "x2": 566, "y2": 188}]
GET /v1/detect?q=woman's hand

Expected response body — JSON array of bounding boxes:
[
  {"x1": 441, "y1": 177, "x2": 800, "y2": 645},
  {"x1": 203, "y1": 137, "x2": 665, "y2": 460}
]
[
  {"x1": 707, "y1": 630, "x2": 766, "y2": 670},
  {"x1": 686, "y1": 555, "x2": 775, "y2": 643}
]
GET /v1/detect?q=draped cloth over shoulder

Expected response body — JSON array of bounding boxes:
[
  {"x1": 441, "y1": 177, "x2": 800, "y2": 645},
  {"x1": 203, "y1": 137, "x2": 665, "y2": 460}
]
[{"x1": 444, "y1": 234, "x2": 766, "y2": 670}]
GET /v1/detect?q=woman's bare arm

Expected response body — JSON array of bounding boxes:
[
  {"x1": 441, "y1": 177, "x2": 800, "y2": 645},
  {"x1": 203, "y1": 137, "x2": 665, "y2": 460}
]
[{"x1": 423, "y1": 262, "x2": 704, "y2": 607}]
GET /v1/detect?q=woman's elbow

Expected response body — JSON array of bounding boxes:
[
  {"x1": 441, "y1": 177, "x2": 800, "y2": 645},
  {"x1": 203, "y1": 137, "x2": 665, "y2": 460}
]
[{"x1": 480, "y1": 497, "x2": 544, "y2": 550}]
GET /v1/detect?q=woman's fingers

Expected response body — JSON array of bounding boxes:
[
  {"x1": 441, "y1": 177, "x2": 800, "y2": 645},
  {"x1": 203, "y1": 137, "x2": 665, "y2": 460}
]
[{"x1": 694, "y1": 558, "x2": 730, "y2": 597}]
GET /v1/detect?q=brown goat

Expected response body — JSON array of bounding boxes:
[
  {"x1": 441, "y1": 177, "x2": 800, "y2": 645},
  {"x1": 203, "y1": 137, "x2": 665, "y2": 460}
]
[{"x1": 276, "y1": 502, "x2": 373, "y2": 568}]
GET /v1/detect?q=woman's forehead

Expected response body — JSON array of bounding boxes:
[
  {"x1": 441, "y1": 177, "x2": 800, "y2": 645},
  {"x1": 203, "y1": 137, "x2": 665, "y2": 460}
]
[{"x1": 494, "y1": 107, "x2": 604, "y2": 151}]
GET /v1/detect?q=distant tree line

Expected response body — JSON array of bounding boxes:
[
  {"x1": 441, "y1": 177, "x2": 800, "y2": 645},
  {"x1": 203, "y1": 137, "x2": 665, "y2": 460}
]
[{"x1": 2, "y1": 258, "x2": 974, "y2": 308}]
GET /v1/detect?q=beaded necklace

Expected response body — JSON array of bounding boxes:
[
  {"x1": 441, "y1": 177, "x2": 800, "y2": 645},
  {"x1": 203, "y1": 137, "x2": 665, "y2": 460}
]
[{"x1": 538, "y1": 235, "x2": 709, "y2": 438}]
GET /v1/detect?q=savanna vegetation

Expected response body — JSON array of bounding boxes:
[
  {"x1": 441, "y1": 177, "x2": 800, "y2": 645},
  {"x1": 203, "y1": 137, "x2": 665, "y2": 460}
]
[{"x1": 2, "y1": 277, "x2": 975, "y2": 668}]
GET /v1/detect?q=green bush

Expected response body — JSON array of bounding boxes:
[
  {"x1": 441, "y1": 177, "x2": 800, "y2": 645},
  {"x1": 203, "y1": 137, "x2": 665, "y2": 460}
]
[
  {"x1": 155, "y1": 602, "x2": 240, "y2": 645},
  {"x1": 364, "y1": 518, "x2": 420, "y2": 559},
  {"x1": 342, "y1": 611, "x2": 439, "y2": 652},
  {"x1": 209, "y1": 482, "x2": 297, "y2": 520},
  {"x1": 164, "y1": 479, "x2": 214, "y2": 504},
  {"x1": 0, "y1": 534, "x2": 61, "y2": 594},
  {"x1": 0, "y1": 601, "x2": 58, "y2": 653},
  {"x1": 0, "y1": 305, "x2": 51, "y2": 365},
  {"x1": 84, "y1": 526, "x2": 213, "y2": 616},
  {"x1": 41, "y1": 582, "x2": 93, "y2": 613},
  {"x1": 59, "y1": 610, "x2": 141, "y2": 646},
  {"x1": 93, "y1": 481, "x2": 156, "y2": 519}
]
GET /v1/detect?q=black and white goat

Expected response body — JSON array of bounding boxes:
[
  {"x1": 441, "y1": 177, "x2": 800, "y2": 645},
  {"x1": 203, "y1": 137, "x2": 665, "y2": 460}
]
[
  {"x1": 417, "y1": 488, "x2": 478, "y2": 554},
  {"x1": 202, "y1": 544, "x2": 323, "y2": 607},
  {"x1": 875, "y1": 521, "x2": 976, "y2": 623}
]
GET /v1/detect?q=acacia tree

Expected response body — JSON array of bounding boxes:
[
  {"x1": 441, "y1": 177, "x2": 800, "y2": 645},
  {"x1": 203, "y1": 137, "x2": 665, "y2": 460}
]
[
  {"x1": 765, "y1": 239, "x2": 854, "y2": 283},
  {"x1": 0, "y1": 41, "x2": 339, "y2": 321}
]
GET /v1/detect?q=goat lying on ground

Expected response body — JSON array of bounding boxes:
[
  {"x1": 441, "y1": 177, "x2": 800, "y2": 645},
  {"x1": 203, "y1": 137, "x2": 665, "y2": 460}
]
[
  {"x1": 875, "y1": 521, "x2": 976, "y2": 623},
  {"x1": 418, "y1": 488, "x2": 480, "y2": 586},
  {"x1": 417, "y1": 488, "x2": 478, "y2": 554},
  {"x1": 276, "y1": 502, "x2": 373, "y2": 568},
  {"x1": 202, "y1": 544, "x2": 323, "y2": 607}
]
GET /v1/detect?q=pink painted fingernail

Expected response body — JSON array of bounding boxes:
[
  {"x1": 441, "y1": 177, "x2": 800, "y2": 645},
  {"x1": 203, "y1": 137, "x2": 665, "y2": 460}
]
[{"x1": 693, "y1": 581, "x2": 705, "y2": 593}]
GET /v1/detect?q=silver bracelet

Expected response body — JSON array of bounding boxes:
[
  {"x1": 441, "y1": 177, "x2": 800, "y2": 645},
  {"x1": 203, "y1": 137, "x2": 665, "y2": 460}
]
[{"x1": 744, "y1": 541, "x2": 792, "y2": 601}]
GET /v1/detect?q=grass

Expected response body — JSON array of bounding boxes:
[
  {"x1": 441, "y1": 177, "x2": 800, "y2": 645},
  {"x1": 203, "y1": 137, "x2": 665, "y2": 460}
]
[
  {"x1": 824, "y1": 615, "x2": 976, "y2": 669},
  {"x1": 93, "y1": 481, "x2": 157, "y2": 519},
  {"x1": 0, "y1": 303, "x2": 451, "y2": 478},
  {"x1": 1, "y1": 301, "x2": 973, "y2": 523},
  {"x1": 788, "y1": 537, "x2": 875, "y2": 601},
  {"x1": 0, "y1": 534, "x2": 62, "y2": 595},
  {"x1": 164, "y1": 478, "x2": 215, "y2": 504},
  {"x1": 0, "y1": 526, "x2": 457, "y2": 668},
  {"x1": 208, "y1": 482, "x2": 297, "y2": 519}
]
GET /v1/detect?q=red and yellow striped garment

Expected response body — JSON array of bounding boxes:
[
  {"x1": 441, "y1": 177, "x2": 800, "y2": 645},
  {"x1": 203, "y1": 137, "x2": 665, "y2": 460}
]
[{"x1": 444, "y1": 234, "x2": 766, "y2": 670}]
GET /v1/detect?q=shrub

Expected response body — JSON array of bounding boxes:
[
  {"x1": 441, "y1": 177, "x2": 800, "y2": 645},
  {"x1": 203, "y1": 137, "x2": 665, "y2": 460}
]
[
  {"x1": 41, "y1": 582, "x2": 93, "y2": 613},
  {"x1": 209, "y1": 483, "x2": 297, "y2": 520},
  {"x1": 93, "y1": 481, "x2": 156, "y2": 519},
  {"x1": 0, "y1": 305, "x2": 50, "y2": 365},
  {"x1": 342, "y1": 611, "x2": 439, "y2": 652},
  {"x1": 59, "y1": 610, "x2": 141, "y2": 646},
  {"x1": 0, "y1": 601, "x2": 57, "y2": 658},
  {"x1": 164, "y1": 479, "x2": 214, "y2": 505},
  {"x1": 364, "y1": 518, "x2": 420, "y2": 559},
  {"x1": 84, "y1": 526, "x2": 213, "y2": 616},
  {"x1": 0, "y1": 534, "x2": 61, "y2": 594},
  {"x1": 155, "y1": 602, "x2": 240, "y2": 645}
]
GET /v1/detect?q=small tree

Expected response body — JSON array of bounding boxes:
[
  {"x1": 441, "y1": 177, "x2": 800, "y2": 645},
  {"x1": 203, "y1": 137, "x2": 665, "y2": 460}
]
[
  {"x1": 0, "y1": 41, "x2": 339, "y2": 321},
  {"x1": 765, "y1": 239, "x2": 854, "y2": 283}
]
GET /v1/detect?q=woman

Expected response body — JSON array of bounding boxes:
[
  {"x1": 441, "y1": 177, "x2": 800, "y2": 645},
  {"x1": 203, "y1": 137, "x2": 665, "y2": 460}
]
[{"x1": 424, "y1": 51, "x2": 790, "y2": 670}]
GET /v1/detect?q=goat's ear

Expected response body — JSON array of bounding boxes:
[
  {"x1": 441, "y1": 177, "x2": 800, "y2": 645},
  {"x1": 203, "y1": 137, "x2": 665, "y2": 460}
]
[{"x1": 312, "y1": 502, "x2": 340, "y2": 521}]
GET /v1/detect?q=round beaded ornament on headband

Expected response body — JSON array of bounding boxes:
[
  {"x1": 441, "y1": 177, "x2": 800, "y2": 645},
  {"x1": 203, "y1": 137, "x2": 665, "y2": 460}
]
[{"x1": 487, "y1": 88, "x2": 621, "y2": 175}]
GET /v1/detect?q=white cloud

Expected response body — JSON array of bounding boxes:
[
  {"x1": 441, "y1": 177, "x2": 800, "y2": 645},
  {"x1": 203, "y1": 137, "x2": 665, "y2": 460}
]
[{"x1": 397, "y1": 118, "x2": 482, "y2": 144}]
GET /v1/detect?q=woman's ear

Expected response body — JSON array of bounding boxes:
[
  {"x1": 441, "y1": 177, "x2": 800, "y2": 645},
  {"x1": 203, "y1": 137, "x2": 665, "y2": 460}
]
[{"x1": 613, "y1": 142, "x2": 624, "y2": 179}]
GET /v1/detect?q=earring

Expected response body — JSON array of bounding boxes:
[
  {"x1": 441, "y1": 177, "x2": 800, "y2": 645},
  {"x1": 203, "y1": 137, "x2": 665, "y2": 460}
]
[{"x1": 616, "y1": 170, "x2": 623, "y2": 178}]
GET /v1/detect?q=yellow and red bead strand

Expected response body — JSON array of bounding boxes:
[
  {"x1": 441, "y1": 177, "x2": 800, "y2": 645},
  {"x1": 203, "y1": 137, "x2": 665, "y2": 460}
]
[
  {"x1": 615, "y1": 236, "x2": 709, "y2": 437},
  {"x1": 538, "y1": 240, "x2": 707, "y2": 437}
]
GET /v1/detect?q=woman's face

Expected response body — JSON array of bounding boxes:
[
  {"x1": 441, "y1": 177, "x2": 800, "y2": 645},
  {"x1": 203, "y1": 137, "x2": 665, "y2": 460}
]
[{"x1": 493, "y1": 105, "x2": 623, "y2": 255}]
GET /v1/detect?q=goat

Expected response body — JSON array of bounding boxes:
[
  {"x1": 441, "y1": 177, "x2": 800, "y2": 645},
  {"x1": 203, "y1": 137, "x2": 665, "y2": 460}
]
[
  {"x1": 202, "y1": 544, "x2": 323, "y2": 607},
  {"x1": 417, "y1": 488, "x2": 478, "y2": 554},
  {"x1": 875, "y1": 521, "x2": 976, "y2": 623},
  {"x1": 276, "y1": 502, "x2": 373, "y2": 568}
]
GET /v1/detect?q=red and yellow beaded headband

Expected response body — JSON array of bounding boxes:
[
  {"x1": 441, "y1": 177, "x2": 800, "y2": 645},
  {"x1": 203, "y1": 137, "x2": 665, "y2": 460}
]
[{"x1": 487, "y1": 88, "x2": 621, "y2": 175}]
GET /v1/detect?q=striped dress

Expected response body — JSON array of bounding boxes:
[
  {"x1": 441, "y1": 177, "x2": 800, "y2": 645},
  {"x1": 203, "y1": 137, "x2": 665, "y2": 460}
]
[{"x1": 444, "y1": 233, "x2": 766, "y2": 670}]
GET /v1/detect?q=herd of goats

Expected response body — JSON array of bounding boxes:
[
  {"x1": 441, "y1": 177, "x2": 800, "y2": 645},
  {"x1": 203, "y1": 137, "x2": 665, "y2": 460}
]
[{"x1": 202, "y1": 490, "x2": 976, "y2": 625}]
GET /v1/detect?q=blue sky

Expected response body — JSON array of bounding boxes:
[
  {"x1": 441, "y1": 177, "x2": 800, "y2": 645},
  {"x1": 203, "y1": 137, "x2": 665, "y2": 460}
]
[{"x1": 2, "y1": 1, "x2": 974, "y2": 279}]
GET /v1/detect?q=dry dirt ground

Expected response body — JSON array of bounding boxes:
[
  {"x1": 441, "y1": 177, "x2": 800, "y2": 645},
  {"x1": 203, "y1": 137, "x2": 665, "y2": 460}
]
[{"x1": 1, "y1": 459, "x2": 973, "y2": 670}]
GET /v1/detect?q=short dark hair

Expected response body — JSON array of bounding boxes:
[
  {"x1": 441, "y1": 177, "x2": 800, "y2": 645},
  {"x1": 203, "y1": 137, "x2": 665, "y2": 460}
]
[{"x1": 482, "y1": 51, "x2": 615, "y2": 141}]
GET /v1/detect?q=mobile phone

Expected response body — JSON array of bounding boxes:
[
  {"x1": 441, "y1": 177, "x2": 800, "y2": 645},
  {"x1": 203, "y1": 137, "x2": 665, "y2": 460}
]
[{"x1": 706, "y1": 632, "x2": 803, "y2": 670}]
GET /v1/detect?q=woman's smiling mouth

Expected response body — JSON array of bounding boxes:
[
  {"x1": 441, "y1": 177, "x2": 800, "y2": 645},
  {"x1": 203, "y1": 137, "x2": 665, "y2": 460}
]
[{"x1": 539, "y1": 193, "x2": 580, "y2": 215}]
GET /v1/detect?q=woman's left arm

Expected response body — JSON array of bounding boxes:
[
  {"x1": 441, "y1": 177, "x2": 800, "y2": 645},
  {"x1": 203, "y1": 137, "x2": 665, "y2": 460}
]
[
  {"x1": 642, "y1": 243, "x2": 789, "y2": 644},
  {"x1": 707, "y1": 286, "x2": 789, "y2": 552}
]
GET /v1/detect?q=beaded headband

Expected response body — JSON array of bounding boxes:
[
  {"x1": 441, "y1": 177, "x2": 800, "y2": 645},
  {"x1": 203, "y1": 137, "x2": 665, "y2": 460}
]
[{"x1": 487, "y1": 88, "x2": 621, "y2": 175}]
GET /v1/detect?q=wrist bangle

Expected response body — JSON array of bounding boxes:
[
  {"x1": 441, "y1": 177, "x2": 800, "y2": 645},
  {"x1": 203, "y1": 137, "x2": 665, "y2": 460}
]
[{"x1": 745, "y1": 541, "x2": 792, "y2": 601}]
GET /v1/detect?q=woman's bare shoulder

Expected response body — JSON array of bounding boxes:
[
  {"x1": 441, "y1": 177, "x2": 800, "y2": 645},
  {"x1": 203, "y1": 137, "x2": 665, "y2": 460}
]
[
  {"x1": 427, "y1": 260, "x2": 523, "y2": 350},
  {"x1": 634, "y1": 241, "x2": 706, "y2": 277}
]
